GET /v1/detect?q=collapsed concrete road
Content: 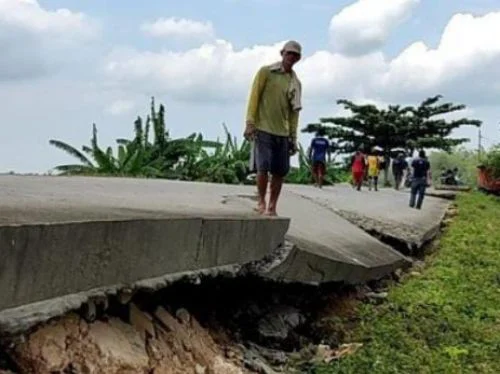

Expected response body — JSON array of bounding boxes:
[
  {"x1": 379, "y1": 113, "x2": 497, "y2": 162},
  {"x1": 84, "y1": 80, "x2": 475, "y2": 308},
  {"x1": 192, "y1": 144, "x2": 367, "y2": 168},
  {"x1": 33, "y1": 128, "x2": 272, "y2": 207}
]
[
  {"x1": 286, "y1": 184, "x2": 451, "y2": 251},
  {"x1": 0, "y1": 176, "x2": 449, "y2": 334}
]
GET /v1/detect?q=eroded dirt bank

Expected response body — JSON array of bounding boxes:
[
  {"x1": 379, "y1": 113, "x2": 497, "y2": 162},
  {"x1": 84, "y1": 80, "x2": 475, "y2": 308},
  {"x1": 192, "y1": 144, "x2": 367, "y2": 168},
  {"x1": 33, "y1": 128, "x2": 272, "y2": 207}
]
[{"x1": 0, "y1": 274, "x2": 403, "y2": 374}]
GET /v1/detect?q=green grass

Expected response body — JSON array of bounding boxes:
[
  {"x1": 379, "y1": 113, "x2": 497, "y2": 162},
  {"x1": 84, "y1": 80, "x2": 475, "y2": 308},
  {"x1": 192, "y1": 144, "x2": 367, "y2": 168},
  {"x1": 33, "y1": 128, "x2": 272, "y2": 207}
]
[{"x1": 314, "y1": 192, "x2": 500, "y2": 374}]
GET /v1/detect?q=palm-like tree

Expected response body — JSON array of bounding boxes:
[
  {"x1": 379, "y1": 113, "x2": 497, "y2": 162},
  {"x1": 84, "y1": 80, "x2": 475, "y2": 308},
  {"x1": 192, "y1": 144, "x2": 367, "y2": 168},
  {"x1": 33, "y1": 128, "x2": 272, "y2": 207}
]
[
  {"x1": 49, "y1": 98, "x2": 190, "y2": 177},
  {"x1": 50, "y1": 123, "x2": 163, "y2": 176},
  {"x1": 49, "y1": 98, "x2": 255, "y2": 183},
  {"x1": 49, "y1": 124, "x2": 111, "y2": 175},
  {"x1": 178, "y1": 123, "x2": 251, "y2": 184}
]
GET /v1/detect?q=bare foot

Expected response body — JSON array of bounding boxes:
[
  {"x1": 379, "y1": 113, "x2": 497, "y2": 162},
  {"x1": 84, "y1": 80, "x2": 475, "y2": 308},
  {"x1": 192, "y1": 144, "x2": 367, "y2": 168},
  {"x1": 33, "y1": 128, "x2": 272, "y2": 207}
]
[
  {"x1": 253, "y1": 201, "x2": 266, "y2": 215},
  {"x1": 265, "y1": 207, "x2": 277, "y2": 216}
]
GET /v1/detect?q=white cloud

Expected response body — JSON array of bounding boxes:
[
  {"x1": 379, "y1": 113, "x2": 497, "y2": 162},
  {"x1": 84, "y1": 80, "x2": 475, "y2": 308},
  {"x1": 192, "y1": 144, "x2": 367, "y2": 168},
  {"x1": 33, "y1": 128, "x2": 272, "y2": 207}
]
[
  {"x1": 103, "y1": 39, "x2": 389, "y2": 105},
  {"x1": 103, "y1": 40, "x2": 388, "y2": 107},
  {"x1": 105, "y1": 9, "x2": 500, "y2": 110},
  {"x1": 106, "y1": 99, "x2": 136, "y2": 116},
  {"x1": 0, "y1": 0, "x2": 97, "y2": 39},
  {"x1": 297, "y1": 50, "x2": 386, "y2": 100},
  {"x1": 329, "y1": 0, "x2": 420, "y2": 56},
  {"x1": 141, "y1": 17, "x2": 215, "y2": 40},
  {"x1": 0, "y1": 0, "x2": 99, "y2": 81},
  {"x1": 379, "y1": 12, "x2": 500, "y2": 104},
  {"x1": 104, "y1": 40, "x2": 284, "y2": 103}
]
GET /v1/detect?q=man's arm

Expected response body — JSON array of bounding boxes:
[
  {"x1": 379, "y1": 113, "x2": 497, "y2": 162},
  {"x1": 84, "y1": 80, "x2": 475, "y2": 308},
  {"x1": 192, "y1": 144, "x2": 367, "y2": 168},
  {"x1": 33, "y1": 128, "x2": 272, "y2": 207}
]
[
  {"x1": 327, "y1": 141, "x2": 332, "y2": 163},
  {"x1": 289, "y1": 78, "x2": 302, "y2": 141},
  {"x1": 245, "y1": 67, "x2": 268, "y2": 126},
  {"x1": 289, "y1": 110, "x2": 300, "y2": 140}
]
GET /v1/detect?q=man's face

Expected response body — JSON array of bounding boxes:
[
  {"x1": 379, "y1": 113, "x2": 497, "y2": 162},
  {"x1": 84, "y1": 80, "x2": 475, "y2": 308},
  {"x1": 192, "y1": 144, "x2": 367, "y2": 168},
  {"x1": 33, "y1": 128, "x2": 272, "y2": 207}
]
[{"x1": 282, "y1": 50, "x2": 301, "y2": 67}]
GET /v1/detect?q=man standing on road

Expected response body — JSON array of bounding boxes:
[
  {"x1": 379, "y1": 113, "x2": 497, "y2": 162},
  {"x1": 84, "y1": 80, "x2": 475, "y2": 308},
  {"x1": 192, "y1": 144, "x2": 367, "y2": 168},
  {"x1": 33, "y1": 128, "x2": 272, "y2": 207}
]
[
  {"x1": 409, "y1": 150, "x2": 431, "y2": 209},
  {"x1": 244, "y1": 40, "x2": 303, "y2": 216},
  {"x1": 308, "y1": 130, "x2": 331, "y2": 188}
]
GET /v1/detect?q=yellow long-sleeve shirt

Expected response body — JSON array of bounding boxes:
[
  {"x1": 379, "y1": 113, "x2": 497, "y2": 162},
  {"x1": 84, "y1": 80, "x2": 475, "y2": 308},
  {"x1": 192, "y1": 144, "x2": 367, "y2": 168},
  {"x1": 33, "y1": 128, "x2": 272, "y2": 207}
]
[{"x1": 245, "y1": 65, "x2": 300, "y2": 139}]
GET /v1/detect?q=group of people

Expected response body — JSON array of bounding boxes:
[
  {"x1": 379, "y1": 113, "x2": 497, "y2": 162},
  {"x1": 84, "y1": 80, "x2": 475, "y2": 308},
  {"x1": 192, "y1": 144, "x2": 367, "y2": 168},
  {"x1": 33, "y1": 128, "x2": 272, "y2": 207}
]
[
  {"x1": 350, "y1": 150, "x2": 406, "y2": 192},
  {"x1": 308, "y1": 135, "x2": 431, "y2": 209},
  {"x1": 244, "y1": 40, "x2": 431, "y2": 215},
  {"x1": 350, "y1": 149, "x2": 387, "y2": 192},
  {"x1": 350, "y1": 148, "x2": 431, "y2": 209}
]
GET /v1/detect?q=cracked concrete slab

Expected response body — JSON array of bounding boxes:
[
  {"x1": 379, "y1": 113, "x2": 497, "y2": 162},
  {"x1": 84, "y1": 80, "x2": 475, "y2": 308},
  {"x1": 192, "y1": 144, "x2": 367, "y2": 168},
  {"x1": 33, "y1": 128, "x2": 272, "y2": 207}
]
[
  {"x1": 0, "y1": 176, "x2": 435, "y2": 333},
  {"x1": 285, "y1": 184, "x2": 450, "y2": 250},
  {"x1": 226, "y1": 190, "x2": 411, "y2": 284},
  {"x1": 0, "y1": 176, "x2": 288, "y2": 326}
]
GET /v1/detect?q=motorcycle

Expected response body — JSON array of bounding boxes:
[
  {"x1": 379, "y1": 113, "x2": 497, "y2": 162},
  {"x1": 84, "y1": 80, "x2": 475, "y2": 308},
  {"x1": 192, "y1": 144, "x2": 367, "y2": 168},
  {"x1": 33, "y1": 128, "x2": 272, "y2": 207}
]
[{"x1": 439, "y1": 169, "x2": 462, "y2": 186}]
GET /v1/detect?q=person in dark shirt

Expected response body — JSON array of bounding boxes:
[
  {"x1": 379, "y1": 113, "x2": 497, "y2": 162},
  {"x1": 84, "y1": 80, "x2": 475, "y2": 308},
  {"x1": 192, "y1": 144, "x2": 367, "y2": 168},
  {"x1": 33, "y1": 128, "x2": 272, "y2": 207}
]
[
  {"x1": 392, "y1": 153, "x2": 408, "y2": 190},
  {"x1": 409, "y1": 150, "x2": 431, "y2": 209},
  {"x1": 308, "y1": 131, "x2": 331, "y2": 188}
]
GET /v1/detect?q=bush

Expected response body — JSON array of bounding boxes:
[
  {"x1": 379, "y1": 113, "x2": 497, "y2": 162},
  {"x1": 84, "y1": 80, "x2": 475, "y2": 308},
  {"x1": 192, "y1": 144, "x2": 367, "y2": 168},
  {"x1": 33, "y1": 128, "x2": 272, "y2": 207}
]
[
  {"x1": 284, "y1": 144, "x2": 349, "y2": 185},
  {"x1": 429, "y1": 147, "x2": 478, "y2": 185},
  {"x1": 482, "y1": 145, "x2": 500, "y2": 178}
]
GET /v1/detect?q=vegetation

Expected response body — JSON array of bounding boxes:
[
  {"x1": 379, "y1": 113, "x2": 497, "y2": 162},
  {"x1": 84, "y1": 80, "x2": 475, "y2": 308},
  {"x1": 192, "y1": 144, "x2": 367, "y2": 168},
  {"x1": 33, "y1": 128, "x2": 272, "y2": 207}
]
[
  {"x1": 313, "y1": 192, "x2": 500, "y2": 374},
  {"x1": 49, "y1": 98, "x2": 346, "y2": 185},
  {"x1": 175, "y1": 124, "x2": 252, "y2": 184},
  {"x1": 50, "y1": 96, "x2": 487, "y2": 187},
  {"x1": 303, "y1": 95, "x2": 481, "y2": 156},
  {"x1": 49, "y1": 99, "x2": 199, "y2": 178},
  {"x1": 481, "y1": 144, "x2": 500, "y2": 179},
  {"x1": 429, "y1": 147, "x2": 479, "y2": 185},
  {"x1": 427, "y1": 144, "x2": 500, "y2": 186},
  {"x1": 285, "y1": 144, "x2": 350, "y2": 185}
]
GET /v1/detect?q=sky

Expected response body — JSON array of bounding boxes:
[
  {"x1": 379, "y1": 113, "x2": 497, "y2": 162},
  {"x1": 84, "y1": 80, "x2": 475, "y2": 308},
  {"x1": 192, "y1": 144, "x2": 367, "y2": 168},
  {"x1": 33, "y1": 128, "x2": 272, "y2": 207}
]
[{"x1": 1, "y1": 0, "x2": 500, "y2": 173}]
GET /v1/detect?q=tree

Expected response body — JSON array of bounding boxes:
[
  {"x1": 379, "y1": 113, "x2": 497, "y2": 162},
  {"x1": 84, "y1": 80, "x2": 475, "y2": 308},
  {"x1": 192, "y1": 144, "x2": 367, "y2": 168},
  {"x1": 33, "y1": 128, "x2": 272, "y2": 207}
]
[
  {"x1": 303, "y1": 95, "x2": 481, "y2": 156},
  {"x1": 49, "y1": 123, "x2": 163, "y2": 177},
  {"x1": 404, "y1": 95, "x2": 482, "y2": 154},
  {"x1": 302, "y1": 95, "x2": 482, "y2": 183},
  {"x1": 49, "y1": 97, "x2": 198, "y2": 177},
  {"x1": 179, "y1": 124, "x2": 252, "y2": 184},
  {"x1": 48, "y1": 98, "x2": 247, "y2": 181}
]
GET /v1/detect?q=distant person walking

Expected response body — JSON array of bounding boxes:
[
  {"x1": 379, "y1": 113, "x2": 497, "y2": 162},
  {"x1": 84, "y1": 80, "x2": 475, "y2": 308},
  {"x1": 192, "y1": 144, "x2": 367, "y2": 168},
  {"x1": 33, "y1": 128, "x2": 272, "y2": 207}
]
[
  {"x1": 392, "y1": 153, "x2": 408, "y2": 190},
  {"x1": 409, "y1": 150, "x2": 431, "y2": 209},
  {"x1": 244, "y1": 40, "x2": 303, "y2": 216},
  {"x1": 367, "y1": 150, "x2": 381, "y2": 191},
  {"x1": 351, "y1": 150, "x2": 366, "y2": 191},
  {"x1": 308, "y1": 130, "x2": 331, "y2": 188}
]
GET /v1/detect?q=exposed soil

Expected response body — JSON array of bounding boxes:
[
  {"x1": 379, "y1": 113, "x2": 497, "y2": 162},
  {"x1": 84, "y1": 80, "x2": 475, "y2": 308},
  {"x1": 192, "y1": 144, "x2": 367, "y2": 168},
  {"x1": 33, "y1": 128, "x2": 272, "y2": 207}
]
[{"x1": 0, "y1": 274, "x2": 385, "y2": 374}]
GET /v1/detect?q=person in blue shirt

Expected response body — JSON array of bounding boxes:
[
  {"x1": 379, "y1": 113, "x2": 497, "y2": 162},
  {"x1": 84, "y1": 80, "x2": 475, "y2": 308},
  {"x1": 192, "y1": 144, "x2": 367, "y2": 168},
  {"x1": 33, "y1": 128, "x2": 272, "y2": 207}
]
[
  {"x1": 308, "y1": 130, "x2": 331, "y2": 188},
  {"x1": 409, "y1": 150, "x2": 431, "y2": 209}
]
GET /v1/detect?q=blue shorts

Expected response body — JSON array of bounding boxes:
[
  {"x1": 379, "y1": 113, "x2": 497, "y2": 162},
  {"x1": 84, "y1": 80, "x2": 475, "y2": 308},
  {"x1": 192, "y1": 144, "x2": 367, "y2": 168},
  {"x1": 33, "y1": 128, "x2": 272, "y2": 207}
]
[{"x1": 254, "y1": 130, "x2": 290, "y2": 177}]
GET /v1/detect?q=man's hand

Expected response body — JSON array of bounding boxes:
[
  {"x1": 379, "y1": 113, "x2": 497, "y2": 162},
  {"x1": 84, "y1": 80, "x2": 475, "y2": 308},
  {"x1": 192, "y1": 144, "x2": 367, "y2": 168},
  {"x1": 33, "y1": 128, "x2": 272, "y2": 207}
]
[
  {"x1": 289, "y1": 138, "x2": 298, "y2": 156},
  {"x1": 244, "y1": 122, "x2": 256, "y2": 141}
]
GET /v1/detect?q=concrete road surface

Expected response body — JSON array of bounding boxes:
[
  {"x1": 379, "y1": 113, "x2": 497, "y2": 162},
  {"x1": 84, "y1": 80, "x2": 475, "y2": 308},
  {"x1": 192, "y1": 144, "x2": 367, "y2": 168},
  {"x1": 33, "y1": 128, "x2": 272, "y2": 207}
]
[{"x1": 0, "y1": 176, "x2": 449, "y2": 333}]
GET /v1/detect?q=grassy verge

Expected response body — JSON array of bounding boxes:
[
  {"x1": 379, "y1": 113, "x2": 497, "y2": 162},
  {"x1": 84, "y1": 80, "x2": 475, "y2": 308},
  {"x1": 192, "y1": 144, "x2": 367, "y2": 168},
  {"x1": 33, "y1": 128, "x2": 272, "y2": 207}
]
[{"x1": 314, "y1": 192, "x2": 500, "y2": 374}]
